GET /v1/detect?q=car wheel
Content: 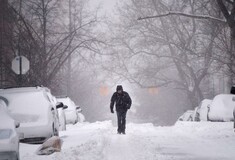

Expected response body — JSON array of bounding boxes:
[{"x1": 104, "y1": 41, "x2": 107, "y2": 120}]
[
  {"x1": 55, "y1": 128, "x2": 59, "y2": 136},
  {"x1": 16, "y1": 153, "x2": 20, "y2": 160},
  {"x1": 17, "y1": 143, "x2": 20, "y2": 160}
]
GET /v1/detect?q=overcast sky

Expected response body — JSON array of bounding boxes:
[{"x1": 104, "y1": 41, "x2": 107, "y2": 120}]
[{"x1": 89, "y1": 0, "x2": 118, "y2": 16}]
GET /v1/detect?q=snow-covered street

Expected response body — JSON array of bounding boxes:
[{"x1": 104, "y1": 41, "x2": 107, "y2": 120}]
[{"x1": 20, "y1": 121, "x2": 235, "y2": 160}]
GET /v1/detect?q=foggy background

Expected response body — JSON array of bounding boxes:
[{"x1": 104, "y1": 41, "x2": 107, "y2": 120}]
[{"x1": 1, "y1": 0, "x2": 233, "y2": 125}]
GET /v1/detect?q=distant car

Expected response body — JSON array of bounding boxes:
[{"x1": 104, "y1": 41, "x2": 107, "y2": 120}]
[
  {"x1": 75, "y1": 106, "x2": 85, "y2": 123},
  {"x1": 0, "y1": 100, "x2": 20, "y2": 160},
  {"x1": 76, "y1": 106, "x2": 82, "y2": 113},
  {"x1": 0, "y1": 87, "x2": 63, "y2": 144},
  {"x1": 208, "y1": 94, "x2": 235, "y2": 122},
  {"x1": 198, "y1": 99, "x2": 212, "y2": 121},
  {"x1": 57, "y1": 97, "x2": 78, "y2": 124},
  {"x1": 77, "y1": 113, "x2": 85, "y2": 123},
  {"x1": 178, "y1": 110, "x2": 194, "y2": 121}
]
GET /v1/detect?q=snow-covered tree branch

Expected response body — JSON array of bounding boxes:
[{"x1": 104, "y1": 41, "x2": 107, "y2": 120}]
[{"x1": 138, "y1": 11, "x2": 226, "y2": 24}]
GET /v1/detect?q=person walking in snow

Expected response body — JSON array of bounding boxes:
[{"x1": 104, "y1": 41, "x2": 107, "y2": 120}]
[{"x1": 110, "y1": 85, "x2": 132, "y2": 134}]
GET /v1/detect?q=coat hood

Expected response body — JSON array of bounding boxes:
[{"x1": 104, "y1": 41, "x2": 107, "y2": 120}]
[{"x1": 116, "y1": 85, "x2": 123, "y2": 92}]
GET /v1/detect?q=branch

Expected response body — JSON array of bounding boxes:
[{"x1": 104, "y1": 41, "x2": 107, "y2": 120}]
[
  {"x1": 138, "y1": 11, "x2": 226, "y2": 24},
  {"x1": 225, "y1": 0, "x2": 233, "y2": 4},
  {"x1": 216, "y1": 0, "x2": 230, "y2": 20}
]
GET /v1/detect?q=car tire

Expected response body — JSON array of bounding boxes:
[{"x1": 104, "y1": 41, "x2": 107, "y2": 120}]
[
  {"x1": 55, "y1": 128, "x2": 59, "y2": 136},
  {"x1": 17, "y1": 143, "x2": 20, "y2": 160},
  {"x1": 16, "y1": 154, "x2": 19, "y2": 160}
]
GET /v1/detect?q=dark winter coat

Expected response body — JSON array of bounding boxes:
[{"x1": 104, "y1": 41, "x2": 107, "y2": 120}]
[
  {"x1": 110, "y1": 91, "x2": 132, "y2": 112},
  {"x1": 231, "y1": 86, "x2": 235, "y2": 94}
]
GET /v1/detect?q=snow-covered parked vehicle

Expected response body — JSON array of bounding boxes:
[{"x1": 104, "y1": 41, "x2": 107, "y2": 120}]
[
  {"x1": 57, "y1": 97, "x2": 78, "y2": 124},
  {"x1": 75, "y1": 105, "x2": 85, "y2": 123},
  {"x1": 0, "y1": 87, "x2": 63, "y2": 144},
  {"x1": 45, "y1": 94, "x2": 67, "y2": 131},
  {"x1": 0, "y1": 100, "x2": 20, "y2": 160},
  {"x1": 178, "y1": 110, "x2": 194, "y2": 121},
  {"x1": 208, "y1": 94, "x2": 235, "y2": 122},
  {"x1": 198, "y1": 99, "x2": 212, "y2": 121},
  {"x1": 57, "y1": 104, "x2": 68, "y2": 131},
  {"x1": 77, "y1": 112, "x2": 85, "y2": 123}
]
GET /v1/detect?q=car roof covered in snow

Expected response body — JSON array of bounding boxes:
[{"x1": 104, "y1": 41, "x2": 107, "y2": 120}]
[{"x1": 0, "y1": 86, "x2": 50, "y2": 94}]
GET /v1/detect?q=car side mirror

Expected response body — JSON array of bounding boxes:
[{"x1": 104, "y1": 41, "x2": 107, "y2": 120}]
[
  {"x1": 56, "y1": 102, "x2": 64, "y2": 109},
  {"x1": 76, "y1": 106, "x2": 82, "y2": 112},
  {"x1": 15, "y1": 121, "x2": 20, "y2": 128},
  {"x1": 231, "y1": 86, "x2": 235, "y2": 94},
  {"x1": 63, "y1": 105, "x2": 68, "y2": 110}
]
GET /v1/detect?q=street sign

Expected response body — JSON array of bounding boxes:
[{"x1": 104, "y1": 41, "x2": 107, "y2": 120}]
[{"x1": 12, "y1": 56, "x2": 30, "y2": 75}]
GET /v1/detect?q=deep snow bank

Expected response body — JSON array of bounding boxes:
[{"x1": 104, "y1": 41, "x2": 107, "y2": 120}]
[{"x1": 20, "y1": 121, "x2": 235, "y2": 160}]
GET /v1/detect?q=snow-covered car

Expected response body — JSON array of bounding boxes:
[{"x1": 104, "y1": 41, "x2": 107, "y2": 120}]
[
  {"x1": 0, "y1": 101, "x2": 20, "y2": 160},
  {"x1": 198, "y1": 99, "x2": 212, "y2": 121},
  {"x1": 208, "y1": 94, "x2": 235, "y2": 122},
  {"x1": 58, "y1": 104, "x2": 68, "y2": 131},
  {"x1": 57, "y1": 97, "x2": 78, "y2": 124},
  {"x1": 0, "y1": 87, "x2": 62, "y2": 144},
  {"x1": 178, "y1": 110, "x2": 194, "y2": 121},
  {"x1": 75, "y1": 105, "x2": 85, "y2": 123},
  {"x1": 76, "y1": 106, "x2": 82, "y2": 113},
  {"x1": 43, "y1": 93, "x2": 61, "y2": 130}
]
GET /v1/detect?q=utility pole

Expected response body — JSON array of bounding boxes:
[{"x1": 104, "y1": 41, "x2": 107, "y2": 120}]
[
  {"x1": 0, "y1": 0, "x2": 4, "y2": 88},
  {"x1": 17, "y1": 0, "x2": 23, "y2": 86},
  {"x1": 67, "y1": 0, "x2": 72, "y2": 96}
]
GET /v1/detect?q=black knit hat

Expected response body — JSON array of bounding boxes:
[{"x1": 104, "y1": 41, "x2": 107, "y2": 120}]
[{"x1": 116, "y1": 85, "x2": 123, "y2": 92}]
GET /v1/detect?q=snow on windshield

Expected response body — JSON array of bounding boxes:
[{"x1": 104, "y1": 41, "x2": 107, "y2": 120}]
[{"x1": 0, "y1": 129, "x2": 12, "y2": 139}]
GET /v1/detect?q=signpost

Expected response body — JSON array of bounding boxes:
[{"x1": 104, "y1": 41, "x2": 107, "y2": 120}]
[
  {"x1": 12, "y1": 56, "x2": 29, "y2": 74},
  {"x1": 12, "y1": 56, "x2": 30, "y2": 86}
]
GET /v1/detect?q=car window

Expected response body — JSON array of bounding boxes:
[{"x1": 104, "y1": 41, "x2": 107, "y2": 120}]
[{"x1": 0, "y1": 129, "x2": 12, "y2": 139}]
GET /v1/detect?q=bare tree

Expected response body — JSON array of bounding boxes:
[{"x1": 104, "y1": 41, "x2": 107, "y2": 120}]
[
  {"x1": 104, "y1": 0, "x2": 223, "y2": 108},
  {"x1": 7, "y1": 0, "x2": 102, "y2": 89},
  {"x1": 138, "y1": 0, "x2": 235, "y2": 86}
]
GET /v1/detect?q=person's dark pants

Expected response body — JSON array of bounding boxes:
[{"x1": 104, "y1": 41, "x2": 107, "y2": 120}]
[
  {"x1": 116, "y1": 110, "x2": 127, "y2": 133},
  {"x1": 234, "y1": 110, "x2": 235, "y2": 130}
]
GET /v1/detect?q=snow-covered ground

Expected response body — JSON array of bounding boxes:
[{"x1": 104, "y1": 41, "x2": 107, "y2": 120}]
[{"x1": 20, "y1": 121, "x2": 235, "y2": 160}]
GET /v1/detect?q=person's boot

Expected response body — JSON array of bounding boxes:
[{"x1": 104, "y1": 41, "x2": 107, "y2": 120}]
[{"x1": 122, "y1": 131, "x2": 125, "y2": 134}]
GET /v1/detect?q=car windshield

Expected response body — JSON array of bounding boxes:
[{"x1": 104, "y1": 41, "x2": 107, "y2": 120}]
[{"x1": 0, "y1": 129, "x2": 12, "y2": 139}]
